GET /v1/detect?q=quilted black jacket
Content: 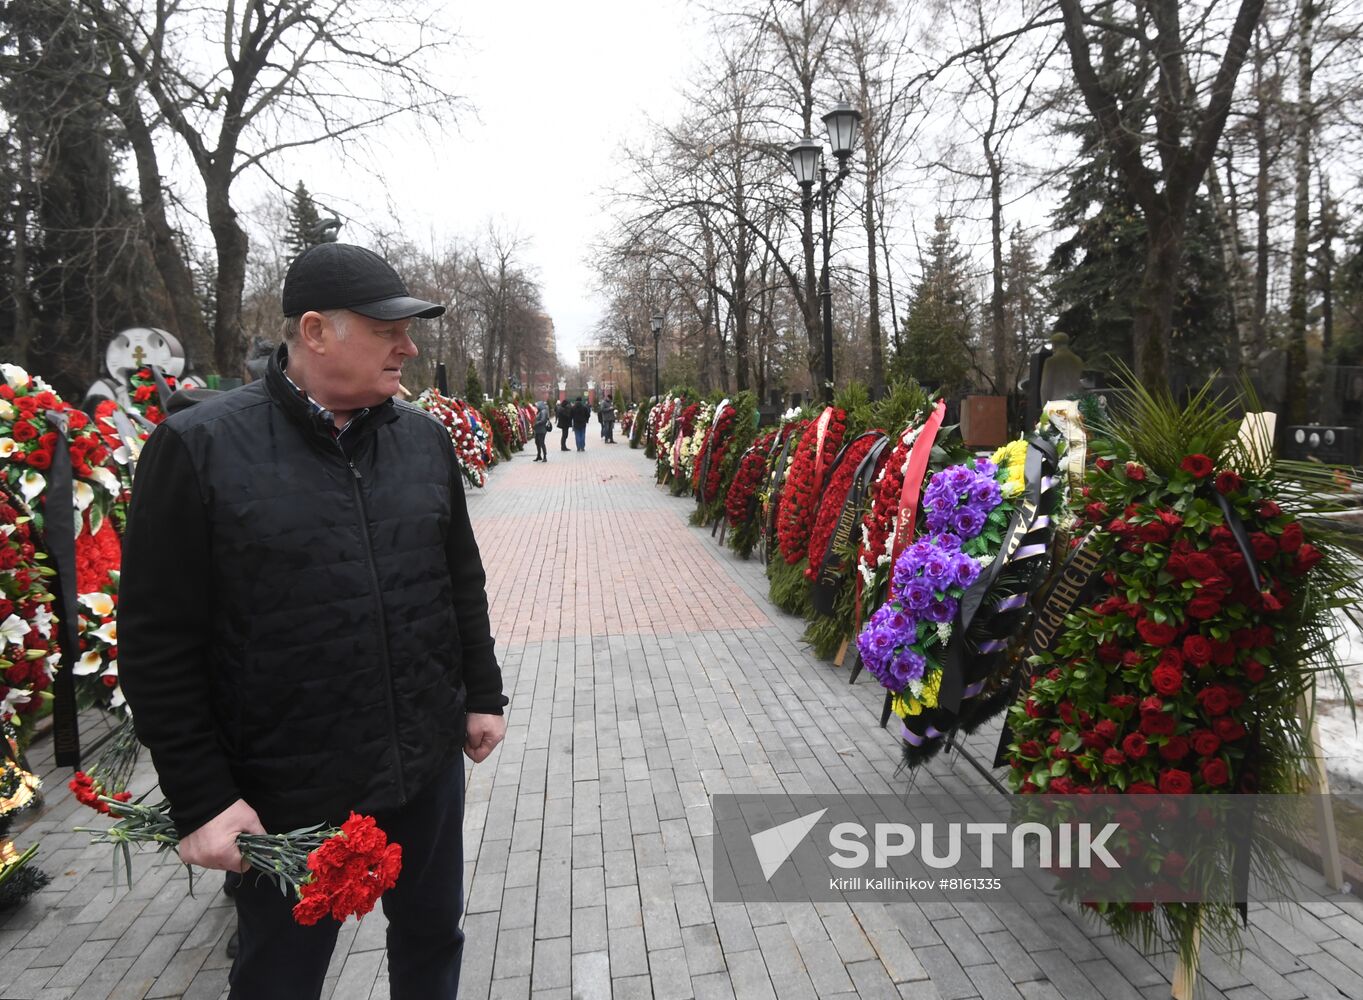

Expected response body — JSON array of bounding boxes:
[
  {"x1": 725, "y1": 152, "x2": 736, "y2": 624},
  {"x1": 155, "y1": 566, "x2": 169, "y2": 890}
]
[{"x1": 119, "y1": 347, "x2": 506, "y2": 836}]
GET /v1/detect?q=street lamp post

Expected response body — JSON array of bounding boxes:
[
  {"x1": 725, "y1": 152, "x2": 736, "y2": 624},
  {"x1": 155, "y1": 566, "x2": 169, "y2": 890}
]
[
  {"x1": 650, "y1": 312, "x2": 663, "y2": 399},
  {"x1": 788, "y1": 100, "x2": 861, "y2": 404},
  {"x1": 626, "y1": 344, "x2": 637, "y2": 404}
]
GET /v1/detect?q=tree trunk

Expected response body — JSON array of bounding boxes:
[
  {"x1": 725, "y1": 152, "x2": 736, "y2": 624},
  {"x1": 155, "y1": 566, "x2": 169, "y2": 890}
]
[
  {"x1": 1205, "y1": 161, "x2": 1250, "y2": 374},
  {"x1": 10, "y1": 134, "x2": 32, "y2": 370},
  {"x1": 120, "y1": 96, "x2": 212, "y2": 370},
  {"x1": 1253, "y1": 30, "x2": 1271, "y2": 361},
  {"x1": 1285, "y1": 0, "x2": 1315, "y2": 424},
  {"x1": 207, "y1": 173, "x2": 250, "y2": 378},
  {"x1": 1133, "y1": 215, "x2": 1185, "y2": 389},
  {"x1": 987, "y1": 145, "x2": 1007, "y2": 393}
]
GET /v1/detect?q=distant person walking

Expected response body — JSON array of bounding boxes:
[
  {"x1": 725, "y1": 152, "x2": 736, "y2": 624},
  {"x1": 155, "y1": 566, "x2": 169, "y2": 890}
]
[
  {"x1": 556, "y1": 398, "x2": 571, "y2": 452},
  {"x1": 600, "y1": 395, "x2": 616, "y2": 444},
  {"x1": 571, "y1": 396, "x2": 591, "y2": 452},
  {"x1": 533, "y1": 401, "x2": 552, "y2": 462}
]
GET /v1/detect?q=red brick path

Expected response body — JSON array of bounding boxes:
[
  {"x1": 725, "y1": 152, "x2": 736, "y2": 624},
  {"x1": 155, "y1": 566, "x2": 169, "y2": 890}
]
[{"x1": 469, "y1": 443, "x2": 771, "y2": 646}]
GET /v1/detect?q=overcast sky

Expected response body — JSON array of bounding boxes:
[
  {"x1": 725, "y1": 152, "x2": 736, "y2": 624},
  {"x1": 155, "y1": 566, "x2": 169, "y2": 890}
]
[{"x1": 249, "y1": 0, "x2": 705, "y2": 365}]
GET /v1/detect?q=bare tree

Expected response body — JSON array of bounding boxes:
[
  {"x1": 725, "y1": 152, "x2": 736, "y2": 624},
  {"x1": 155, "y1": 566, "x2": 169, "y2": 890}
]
[{"x1": 84, "y1": 0, "x2": 463, "y2": 375}]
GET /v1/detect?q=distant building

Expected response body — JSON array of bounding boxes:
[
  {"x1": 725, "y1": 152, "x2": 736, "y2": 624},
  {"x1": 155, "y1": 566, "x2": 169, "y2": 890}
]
[{"x1": 579, "y1": 342, "x2": 631, "y2": 405}]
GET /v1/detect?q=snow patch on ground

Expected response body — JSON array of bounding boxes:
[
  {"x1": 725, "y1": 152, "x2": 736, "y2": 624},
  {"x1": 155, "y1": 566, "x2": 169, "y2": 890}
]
[{"x1": 1317, "y1": 611, "x2": 1363, "y2": 794}]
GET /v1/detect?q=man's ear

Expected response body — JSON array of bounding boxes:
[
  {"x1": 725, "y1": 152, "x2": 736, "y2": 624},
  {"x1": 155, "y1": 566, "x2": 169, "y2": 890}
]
[{"x1": 297, "y1": 311, "x2": 329, "y2": 354}]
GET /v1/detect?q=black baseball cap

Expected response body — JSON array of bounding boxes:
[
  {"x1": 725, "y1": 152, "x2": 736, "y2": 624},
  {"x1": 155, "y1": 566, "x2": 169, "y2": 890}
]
[{"x1": 282, "y1": 243, "x2": 445, "y2": 320}]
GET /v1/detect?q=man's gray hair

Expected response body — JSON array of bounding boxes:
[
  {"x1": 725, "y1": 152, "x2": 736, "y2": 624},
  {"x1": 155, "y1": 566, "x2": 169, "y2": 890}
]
[{"x1": 281, "y1": 309, "x2": 353, "y2": 343}]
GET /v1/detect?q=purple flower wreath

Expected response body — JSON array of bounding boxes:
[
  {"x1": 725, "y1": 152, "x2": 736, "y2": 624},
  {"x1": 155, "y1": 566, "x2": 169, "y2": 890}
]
[{"x1": 856, "y1": 458, "x2": 1004, "y2": 693}]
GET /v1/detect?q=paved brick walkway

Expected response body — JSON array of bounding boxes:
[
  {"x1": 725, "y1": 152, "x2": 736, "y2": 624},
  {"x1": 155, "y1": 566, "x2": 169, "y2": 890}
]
[{"x1": 1, "y1": 440, "x2": 1361, "y2": 999}]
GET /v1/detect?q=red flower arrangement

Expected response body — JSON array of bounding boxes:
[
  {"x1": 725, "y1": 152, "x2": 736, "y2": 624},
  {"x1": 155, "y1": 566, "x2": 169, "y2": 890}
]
[
  {"x1": 291, "y1": 812, "x2": 403, "y2": 925},
  {"x1": 805, "y1": 431, "x2": 884, "y2": 580},
  {"x1": 857, "y1": 428, "x2": 917, "y2": 587},
  {"x1": 81, "y1": 799, "x2": 402, "y2": 926},
  {"x1": 1004, "y1": 384, "x2": 1354, "y2": 959},
  {"x1": 678, "y1": 403, "x2": 700, "y2": 441},
  {"x1": 417, "y1": 391, "x2": 487, "y2": 488},
  {"x1": 777, "y1": 407, "x2": 847, "y2": 564},
  {"x1": 725, "y1": 430, "x2": 777, "y2": 528},
  {"x1": 128, "y1": 368, "x2": 177, "y2": 425},
  {"x1": 0, "y1": 485, "x2": 58, "y2": 732},
  {"x1": 696, "y1": 405, "x2": 738, "y2": 503}
]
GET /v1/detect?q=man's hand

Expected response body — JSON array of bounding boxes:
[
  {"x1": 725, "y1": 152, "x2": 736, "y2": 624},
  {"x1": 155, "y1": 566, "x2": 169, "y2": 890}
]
[
  {"x1": 464, "y1": 713, "x2": 507, "y2": 763},
  {"x1": 178, "y1": 799, "x2": 266, "y2": 873}
]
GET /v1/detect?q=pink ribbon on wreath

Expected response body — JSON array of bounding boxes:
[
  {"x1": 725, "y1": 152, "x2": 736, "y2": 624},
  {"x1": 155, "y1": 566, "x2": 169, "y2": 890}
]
[
  {"x1": 888, "y1": 399, "x2": 947, "y2": 596},
  {"x1": 812, "y1": 406, "x2": 835, "y2": 488}
]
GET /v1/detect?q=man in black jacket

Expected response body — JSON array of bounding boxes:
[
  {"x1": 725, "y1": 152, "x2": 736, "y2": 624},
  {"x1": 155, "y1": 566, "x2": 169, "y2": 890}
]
[
  {"x1": 570, "y1": 395, "x2": 591, "y2": 451},
  {"x1": 555, "y1": 397, "x2": 571, "y2": 451},
  {"x1": 120, "y1": 243, "x2": 507, "y2": 1000}
]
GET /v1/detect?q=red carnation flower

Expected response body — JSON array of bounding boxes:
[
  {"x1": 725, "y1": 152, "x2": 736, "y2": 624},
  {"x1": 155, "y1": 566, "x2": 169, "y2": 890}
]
[
  {"x1": 1124, "y1": 462, "x2": 1147, "y2": 481},
  {"x1": 1278, "y1": 521, "x2": 1304, "y2": 554},
  {"x1": 1258, "y1": 500, "x2": 1282, "y2": 519},
  {"x1": 1180, "y1": 454, "x2": 1214, "y2": 478}
]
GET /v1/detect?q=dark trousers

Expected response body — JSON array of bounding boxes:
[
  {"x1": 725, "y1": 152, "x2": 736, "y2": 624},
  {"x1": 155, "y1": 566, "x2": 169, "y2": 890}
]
[
  {"x1": 559, "y1": 426, "x2": 570, "y2": 450},
  {"x1": 534, "y1": 431, "x2": 547, "y2": 459},
  {"x1": 603, "y1": 419, "x2": 615, "y2": 443},
  {"x1": 229, "y1": 764, "x2": 466, "y2": 1000},
  {"x1": 574, "y1": 427, "x2": 587, "y2": 451}
]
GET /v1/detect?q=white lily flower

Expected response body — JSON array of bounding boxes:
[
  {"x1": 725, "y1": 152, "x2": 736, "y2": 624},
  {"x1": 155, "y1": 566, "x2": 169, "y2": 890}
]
[
  {"x1": 30, "y1": 604, "x2": 53, "y2": 640},
  {"x1": 72, "y1": 480, "x2": 94, "y2": 513},
  {"x1": 73, "y1": 650, "x2": 103, "y2": 675},
  {"x1": 79, "y1": 592, "x2": 115, "y2": 617},
  {"x1": 0, "y1": 438, "x2": 15, "y2": 459},
  {"x1": 110, "y1": 685, "x2": 126, "y2": 709},
  {"x1": 0, "y1": 364, "x2": 30, "y2": 390},
  {"x1": 2, "y1": 688, "x2": 32, "y2": 715},
  {"x1": 89, "y1": 467, "x2": 121, "y2": 497},
  {"x1": 0, "y1": 614, "x2": 28, "y2": 647},
  {"x1": 90, "y1": 620, "x2": 117, "y2": 646},
  {"x1": 19, "y1": 471, "x2": 44, "y2": 503},
  {"x1": 0, "y1": 401, "x2": 12, "y2": 421}
]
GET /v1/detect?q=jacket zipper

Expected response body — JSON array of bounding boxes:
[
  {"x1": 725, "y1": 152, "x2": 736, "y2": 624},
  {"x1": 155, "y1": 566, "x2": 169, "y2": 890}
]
[{"x1": 342, "y1": 448, "x2": 408, "y2": 804}]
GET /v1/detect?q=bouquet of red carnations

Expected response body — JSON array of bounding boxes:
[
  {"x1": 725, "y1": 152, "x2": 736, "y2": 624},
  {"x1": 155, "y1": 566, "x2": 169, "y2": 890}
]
[{"x1": 79, "y1": 797, "x2": 401, "y2": 925}]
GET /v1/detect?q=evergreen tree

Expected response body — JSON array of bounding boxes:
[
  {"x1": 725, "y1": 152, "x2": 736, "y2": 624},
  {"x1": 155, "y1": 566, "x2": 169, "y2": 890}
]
[
  {"x1": 890, "y1": 215, "x2": 975, "y2": 394},
  {"x1": 0, "y1": 0, "x2": 166, "y2": 394},
  {"x1": 464, "y1": 360, "x2": 483, "y2": 402},
  {"x1": 284, "y1": 181, "x2": 336, "y2": 256},
  {"x1": 1046, "y1": 37, "x2": 1236, "y2": 385}
]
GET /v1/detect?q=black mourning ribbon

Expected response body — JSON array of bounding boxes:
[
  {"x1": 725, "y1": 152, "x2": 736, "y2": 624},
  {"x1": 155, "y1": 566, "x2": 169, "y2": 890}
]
[
  {"x1": 939, "y1": 437, "x2": 1057, "y2": 715},
  {"x1": 41, "y1": 410, "x2": 82, "y2": 769},
  {"x1": 811, "y1": 433, "x2": 888, "y2": 616}
]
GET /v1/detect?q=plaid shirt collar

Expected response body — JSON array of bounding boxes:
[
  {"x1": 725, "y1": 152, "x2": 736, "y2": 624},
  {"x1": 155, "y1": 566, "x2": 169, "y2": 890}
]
[{"x1": 281, "y1": 364, "x2": 368, "y2": 439}]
